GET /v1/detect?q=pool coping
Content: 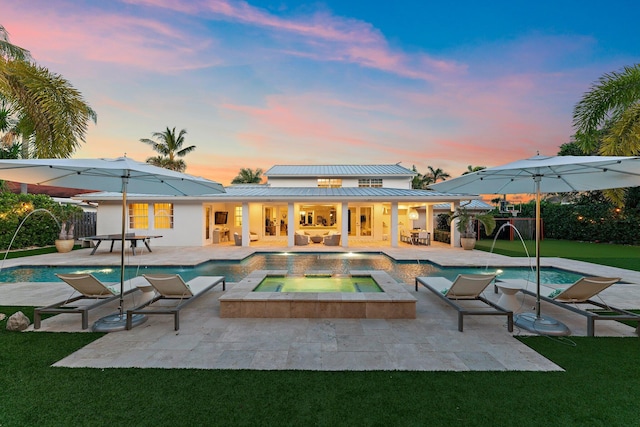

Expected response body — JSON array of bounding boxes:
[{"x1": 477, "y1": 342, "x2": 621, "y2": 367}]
[{"x1": 219, "y1": 269, "x2": 417, "y2": 319}]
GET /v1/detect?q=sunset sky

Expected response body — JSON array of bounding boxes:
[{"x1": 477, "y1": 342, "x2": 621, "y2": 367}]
[{"x1": 2, "y1": 0, "x2": 638, "y2": 185}]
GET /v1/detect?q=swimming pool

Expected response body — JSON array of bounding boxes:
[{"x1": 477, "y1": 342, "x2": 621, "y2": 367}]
[{"x1": 0, "y1": 252, "x2": 583, "y2": 284}]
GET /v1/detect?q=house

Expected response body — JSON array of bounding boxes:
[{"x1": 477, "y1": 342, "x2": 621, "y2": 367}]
[{"x1": 77, "y1": 164, "x2": 479, "y2": 248}]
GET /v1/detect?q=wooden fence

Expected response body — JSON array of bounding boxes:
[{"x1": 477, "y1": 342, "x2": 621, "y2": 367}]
[{"x1": 68, "y1": 212, "x2": 97, "y2": 238}]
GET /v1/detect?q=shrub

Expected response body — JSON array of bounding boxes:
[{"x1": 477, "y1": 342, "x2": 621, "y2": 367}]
[{"x1": 0, "y1": 192, "x2": 84, "y2": 250}]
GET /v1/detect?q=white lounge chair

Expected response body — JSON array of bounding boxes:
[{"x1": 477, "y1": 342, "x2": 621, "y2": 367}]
[
  {"x1": 35, "y1": 273, "x2": 139, "y2": 330},
  {"x1": 126, "y1": 274, "x2": 225, "y2": 330},
  {"x1": 518, "y1": 276, "x2": 639, "y2": 336},
  {"x1": 415, "y1": 274, "x2": 513, "y2": 332}
]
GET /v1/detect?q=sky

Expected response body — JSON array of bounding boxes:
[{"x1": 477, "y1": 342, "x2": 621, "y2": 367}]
[{"x1": 1, "y1": 0, "x2": 639, "y2": 185}]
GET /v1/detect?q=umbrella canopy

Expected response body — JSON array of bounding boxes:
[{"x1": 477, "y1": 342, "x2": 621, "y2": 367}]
[
  {"x1": 429, "y1": 155, "x2": 640, "y2": 195},
  {"x1": 431, "y1": 155, "x2": 640, "y2": 335},
  {"x1": 0, "y1": 157, "x2": 225, "y2": 330},
  {"x1": 0, "y1": 157, "x2": 224, "y2": 195}
]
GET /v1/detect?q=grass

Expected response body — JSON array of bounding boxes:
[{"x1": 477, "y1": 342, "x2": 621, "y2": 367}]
[
  {"x1": 475, "y1": 239, "x2": 640, "y2": 271},
  {"x1": 1, "y1": 306, "x2": 639, "y2": 426}
]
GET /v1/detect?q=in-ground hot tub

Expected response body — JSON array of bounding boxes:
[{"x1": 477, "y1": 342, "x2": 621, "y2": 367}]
[{"x1": 219, "y1": 270, "x2": 416, "y2": 319}]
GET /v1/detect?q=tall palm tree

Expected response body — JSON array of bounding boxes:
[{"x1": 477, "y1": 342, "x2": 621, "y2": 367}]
[
  {"x1": 0, "y1": 25, "x2": 97, "y2": 159},
  {"x1": 139, "y1": 127, "x2": 195, "y2": 172},
  {"x1": 425, "y1": 166, "x2": 450, "y2": 183},
  {"x1": 231, "y1": 167, "x2": 264, "y2": 184},
  {"x1": 573, "y1": 64, "x2": 640, "y2": 205},
  {"x1": 462, "y1": 165, "x2": 485, "y2": 175},
  {"x1": 573, "y1": 64, "x2": 640, "y2": 156}
]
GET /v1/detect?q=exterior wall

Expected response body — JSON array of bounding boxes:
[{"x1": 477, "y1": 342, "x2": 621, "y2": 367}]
[{"x1": 96, "y1": 201, "x2": 204, "y2": 246}]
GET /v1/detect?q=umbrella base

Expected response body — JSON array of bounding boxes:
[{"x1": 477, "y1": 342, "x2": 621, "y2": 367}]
[
  {"x1": 92, "y1": 312, "x2": 147, "y2": 332},
  {"x1": 514, "y1": 312, "x2": 570, "y2": 336}
]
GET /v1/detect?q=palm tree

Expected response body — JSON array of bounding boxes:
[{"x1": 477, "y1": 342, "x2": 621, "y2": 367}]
[
  {"x1": 139, "y1": 127, "x2": 195, "y2": 172},
  {"x1": 231, "y1": 168, "x2": 264, "y2": 184},
  {"x1": 425, "y1": 166, "x2": 450, "y2": 183},
  {"x1": 0, "y1": 25, "x2": 97, "y2": 159},
  {"x1": 462, "y1": 165, "x2": 486, "y2": 175},
  {"x1": 573, "y1": 64, "x2": 640, "y2": 205},
  {"x1": 573, "y1": 64, "x2": 640, "y2": 156}
]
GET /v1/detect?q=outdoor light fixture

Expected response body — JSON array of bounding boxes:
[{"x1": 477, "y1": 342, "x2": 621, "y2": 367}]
[{"x1": 408, "y1": 209, "x2": 419, "y2": 220}]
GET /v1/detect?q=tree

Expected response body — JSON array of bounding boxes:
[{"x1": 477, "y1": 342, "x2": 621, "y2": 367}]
[
  {"x1": 0, "y1": 25, "x2": 97, "y2": 159},
  {"x1": 573, "y1": 64, "x2": 640, "y2": 206},
  {"x1": 462, "y1": 165, "x2": 486, "y2": 175},
  {"x1": 231, "y1": 168, "x2": 264, "y2": 184},
  {"x1": 410, "y1": 165, "x2": 424, "y2": 189},
  {"x1": 139, "y1": 127, "x2": 195, "y2": 172},
  {"x1": 573, "y1": 64, "x2": 640, "y2": 156},
  {"x1": 424, "y1": 166, "x2": 450, "y2": 183}
]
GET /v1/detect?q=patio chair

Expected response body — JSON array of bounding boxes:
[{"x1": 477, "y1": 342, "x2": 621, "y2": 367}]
[
  {"x1": 126, "y1": 274, "x2": 226, "y2": 331},
  {"x1": 518, "y1": 276, "x2": 639, "y2": 336},
  {"x1": 34, "y1": 273, "x2": 139, "y2": 330},
  {"x1": 417, "y1": 230, "x2": 430, "y2": 245},
  {"x1": 233, "y1": 232, "x2": 242, "y2": 246},
  {"x1": 294, "y1": 231, "x2": 310, "y2": 245},
  {"x1": 415, "y1": 274, "x2": 513, "y2": 332},
  {"x1": 323, "y1": 232, "x2": 341, "y2": 246}
]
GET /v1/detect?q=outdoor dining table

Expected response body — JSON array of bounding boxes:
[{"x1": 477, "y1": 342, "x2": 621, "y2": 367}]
[{"x1": 82, "y1": 234, "x2": 162, "y2": 256}]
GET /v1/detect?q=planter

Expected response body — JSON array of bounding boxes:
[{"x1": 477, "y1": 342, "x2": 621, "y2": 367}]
[
  {"x1": 55, "y1": 239, "x2": 75, "y2": 253},
  {"x1": 460, "y1": 237, "x2": 476, "y2": 250}
]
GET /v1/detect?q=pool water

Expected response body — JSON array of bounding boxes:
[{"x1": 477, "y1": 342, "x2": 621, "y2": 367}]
[
  {"x1": 0, "y1": 252, "x2": 583, "y2": 284},
  {"x1": 253, "y1": 275, "x2": 383, "y2": 293}
]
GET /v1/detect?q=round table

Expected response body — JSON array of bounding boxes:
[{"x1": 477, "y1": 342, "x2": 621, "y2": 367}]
[
  {"x1": 310, "y1": 235, "x2": 324, "y2": 244},
  {"x1": 496, "y1": 282, "x2": 523, "y2": 313}
]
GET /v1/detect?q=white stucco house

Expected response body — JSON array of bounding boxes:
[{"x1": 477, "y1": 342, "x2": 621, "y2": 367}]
[{"x1": 78, "y1": 164, "x2": 480, "y2": 248}]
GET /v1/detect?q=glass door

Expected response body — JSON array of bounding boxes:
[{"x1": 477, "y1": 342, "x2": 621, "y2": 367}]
[{"x1": 348, "y1": 206, "x2": 373, "y2": 237}]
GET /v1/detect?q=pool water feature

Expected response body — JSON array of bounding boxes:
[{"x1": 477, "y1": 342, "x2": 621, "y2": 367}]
[
  {"x1": 253, "y1": 275, "x2": 383, "y2": 293},
  {"x1": 0, "y1": 253, "x2": 584, "y2": 284},
  {"x1": 220, "y1": 270, "x2": 416, "y2": 319}
]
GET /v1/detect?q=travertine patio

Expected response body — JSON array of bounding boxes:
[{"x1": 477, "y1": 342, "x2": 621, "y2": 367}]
[{"x1": 1, "y1": 242, "x2": 638, "y2": 371}]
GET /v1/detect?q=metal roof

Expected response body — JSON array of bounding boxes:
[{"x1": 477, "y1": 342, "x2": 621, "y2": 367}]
[
  {"x1": 76, "y1": 187, "x2": 478, "y2": 203},
  {"x1": 265, "y1": 164, "x2": 415, "y2": 177},
  {"x1": 432, "y1": 200, "x2": 493, "y2": 211}
]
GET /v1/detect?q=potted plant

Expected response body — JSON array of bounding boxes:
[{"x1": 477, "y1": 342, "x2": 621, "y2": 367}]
[
  {"x1": 449, "y1": 206, "x2": 496, "y2": 250},
  {"x1": 55, "y1": 221, "x2": 75, "y2": 253}
]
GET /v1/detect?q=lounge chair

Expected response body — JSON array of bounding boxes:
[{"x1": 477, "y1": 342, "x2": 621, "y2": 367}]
[
  {"x1": 34, "y1": 273, "x2": 139, "y2": 330},
  {"x1": 323, "y1": 232, "x2": 341, "y2": 246},
  {"x1": 415, "y1": 274, "x2": 513, "y2": 332},
  {"x1": 126, "y1": 274, "x2": 225, "y2": 330},
  {"x1": 518, "y1": 276, "x2": 639, "y2": 336},
  {"x1": 294, "y1": 231, "x2": 310, "y2": 246}
]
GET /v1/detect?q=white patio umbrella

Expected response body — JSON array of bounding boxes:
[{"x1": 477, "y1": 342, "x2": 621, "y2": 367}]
[
  {"x1": 430, "y1": 155, "x2": 640, "y2": 335},
  {"x1": 0, "y1": 157, "x2": 225, "y2": 330}
]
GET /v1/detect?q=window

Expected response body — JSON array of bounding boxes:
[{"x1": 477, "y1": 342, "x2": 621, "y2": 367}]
[
  {"x1": 317, "y1": 178, "x2": 342, "y2": 188},
  {"x1": 154, "y1": 203, "x2": 173, "y2": 229},
  {"x1": 129, "y1": 203, "x2": 148, "y2": 229},
  {"x1": 234, "y1": 206, "x2": 243, "y2": 226},
  {"x1": 358, "y1": 178, "x2": 383, "y2": 187}
]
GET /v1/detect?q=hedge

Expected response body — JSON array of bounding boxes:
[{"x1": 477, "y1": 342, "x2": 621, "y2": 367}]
[{"x1": 0, "y1": 192, "x2": 84, "y2": 250}]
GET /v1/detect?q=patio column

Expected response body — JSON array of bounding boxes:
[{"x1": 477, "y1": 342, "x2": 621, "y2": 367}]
[
  {"x1": 451, "y1": 202, "x2": 459, "y2": 248},
  {"x1": 426, "y1": 204, "x2": 434, "y2": 237},
  {"x1": 341, "y1": 202, "x2": 348, "y2": 247},
  {"x1": 390, "y1": 202, "x2": 398, "y2": 247},
  {"x1": 287, "y1": 203, "x2": 294, "y2": 247},
  {"x1": 242, "y1": 202, "x2": 250, "y2": 246}
]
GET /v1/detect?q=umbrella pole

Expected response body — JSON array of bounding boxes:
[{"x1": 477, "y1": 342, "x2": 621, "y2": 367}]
[
  {"x1": 535, "y1": 177, "x2": 541, "y2": 318},
  {"x1": 119, "y1": 177, "x2": 128, "y2": 317}
]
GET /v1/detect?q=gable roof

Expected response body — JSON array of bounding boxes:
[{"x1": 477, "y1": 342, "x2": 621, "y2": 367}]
[{"x1": 265, "y1": 164, "x2": 415, "y2": 177}]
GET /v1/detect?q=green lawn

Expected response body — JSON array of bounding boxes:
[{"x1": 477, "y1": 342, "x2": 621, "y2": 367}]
[
  {"x1": 1, "y1": 306, "x2": 639, "y2": 426},
  {"x1": 475, "y1": 239, "x2": 640, "y2": 271}
]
